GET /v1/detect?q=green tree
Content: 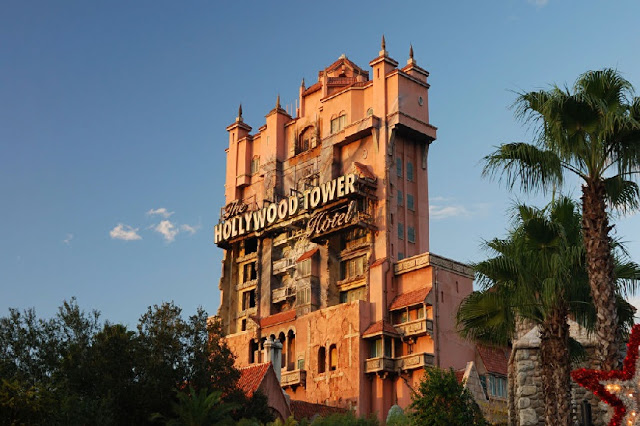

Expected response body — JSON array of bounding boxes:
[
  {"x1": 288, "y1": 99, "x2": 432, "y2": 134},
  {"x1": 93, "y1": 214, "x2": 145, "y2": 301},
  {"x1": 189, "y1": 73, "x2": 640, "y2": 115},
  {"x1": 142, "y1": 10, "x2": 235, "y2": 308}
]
[
  {"x1": 457, "y1": 198, "x2": 639, "y2": 425},
  {"x1": 483, "y1": 69, "x2": 640, "y2": 370},
  {"x1": 151, "y1": 386, "x2": 237, "y2": 426},
  {"x1": 409, "y1": 367, "x2": 486, "y2": 426}
]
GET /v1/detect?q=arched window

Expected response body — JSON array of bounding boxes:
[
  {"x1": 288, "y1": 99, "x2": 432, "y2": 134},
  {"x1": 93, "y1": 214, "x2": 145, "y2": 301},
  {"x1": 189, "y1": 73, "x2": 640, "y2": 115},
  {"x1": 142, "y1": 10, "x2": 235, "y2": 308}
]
[
  {"x1": 287, "y1": 330, "x2": 296, "y2": 371},
  {"x1": 297, "y1": 126, "x2": 314, "y2": 154},
  {"x1": 249, "y1": 339, "x2": 259, "y2": 364},
  {"x1": 318, "y1": 346, "x2": 326, "y2": 373},
  {"x1": 329, "y1": 344, "x2": 338, "y2": 371},
  {"x1": 278, "y1": 332, "x2": 286, "y2": 369}
]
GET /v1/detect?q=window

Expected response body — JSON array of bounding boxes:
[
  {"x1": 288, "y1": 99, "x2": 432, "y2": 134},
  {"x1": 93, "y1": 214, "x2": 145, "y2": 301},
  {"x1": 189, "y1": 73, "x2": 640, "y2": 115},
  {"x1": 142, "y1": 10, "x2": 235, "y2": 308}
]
[
  {"x1": 342, "y1": 228, "x2": 367, "y2": 251},
  {"x1": 396, "y1": 158, "x2": 402, "y2": 177},
  {"x1": 251, "y1": 156, "x2": 260, "y2": 174},
  {"x1": 341, "y1": 256, "x2": 366, "y2": 280},
  {"x1": 318, "y1": 347, "x2": 326, "y2": 373},
  {"x1": 340, "y1": 286, "x2": 366, "y2": 303},
  {"x1": 408, "y1": 226, "x2": 415, "y2": 243},
  {"x1": 297, "y1": 287, "x2": 311, "y2": 305},
  {"x1": 298, "y1": 259, "x2": 311, "y2": 277},
  {"x1": 330, "y1": 114, "x2": 347, "y2": 133},
  {"x1": 243, "y1": 262, "x2": 257, "y2": 282},
  {"x1": 407, "y1": 162, "x2": 414, "y2": 181},
  {"x1": 297, "y1": 358, "x2": 305, "y2": 370},
  {"x1": 488, "y1": 375, "x2": 507, "y2": 398},
  {"x1": 241, "y1": 318, "x2": 247, "y2": 331},
  {"x1": 398, "y1": 222, "x2": 404, "y2": 240},
  {"x1": 297, "y1": 127, "x2": 314, "y2": 153},
  {"x1": 370, "y1": 339, "x2": 382, "y2": 358},
  {"x1": 329, "y1": 344, "x2": 337, "y2": 371},
  {"x1": 407, "y1": 194, "x2": 414, "y2": 211},
  {"x1": 397, "y1": 190, "x2": 403, "y2": 206},
  {"x1": 244, "y1": 238, "x2": 257, "y2": 254},
  {"x1": 398, "y1": 252, "x2": 405, "y2": 260},
  {"x1": 241, "y1": 289, "x2": 256, "y2": 310}
]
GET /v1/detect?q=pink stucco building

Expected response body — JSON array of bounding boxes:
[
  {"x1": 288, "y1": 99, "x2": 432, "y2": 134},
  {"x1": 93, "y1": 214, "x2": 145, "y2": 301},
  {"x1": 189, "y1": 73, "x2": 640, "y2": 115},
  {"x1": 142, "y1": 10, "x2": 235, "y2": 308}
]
[{"x1": 214, "y1": 39, "x2": 479, "y2": 421}]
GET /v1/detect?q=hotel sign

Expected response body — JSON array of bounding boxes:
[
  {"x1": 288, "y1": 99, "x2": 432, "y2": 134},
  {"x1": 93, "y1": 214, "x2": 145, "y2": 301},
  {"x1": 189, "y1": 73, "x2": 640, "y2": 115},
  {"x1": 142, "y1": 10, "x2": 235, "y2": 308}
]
[{"x1": 214, "y1": 174, "x2": 358, "y2": 244}]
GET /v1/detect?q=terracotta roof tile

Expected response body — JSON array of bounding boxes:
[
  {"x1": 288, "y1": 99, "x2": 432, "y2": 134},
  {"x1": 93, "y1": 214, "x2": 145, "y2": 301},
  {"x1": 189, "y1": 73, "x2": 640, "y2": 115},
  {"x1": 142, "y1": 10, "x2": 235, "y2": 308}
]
[
  {"x1": 238, "y1": 362, "x2": 271, "y2": 397},
  {"x1": 290, "y1": 400, "x2": 347, "y2": 420},
  {"x1": 353, "y1": 162, "x2": 376, "y2": 180},
  {"x1": 477, "y1": 345, "x2": 509, "y2": 376},
  {"x1": 302, "y1": 82, "x2": 322, "y2": 96},
  {"x1": 370, "y1": 257, "x2": 387, "y2": 268},
  {"x1": 389, "y1": 287, "x2": 430, "y2": 310},
  {"x1": 362, "y1": 320, "x2": 400, "y2": 337},
  {"x1": 260, "y1": 310, "x2": 296, "y2": 328},
  {"x1": 297, "y1": 247, "x2": 319, "y2": 262}
]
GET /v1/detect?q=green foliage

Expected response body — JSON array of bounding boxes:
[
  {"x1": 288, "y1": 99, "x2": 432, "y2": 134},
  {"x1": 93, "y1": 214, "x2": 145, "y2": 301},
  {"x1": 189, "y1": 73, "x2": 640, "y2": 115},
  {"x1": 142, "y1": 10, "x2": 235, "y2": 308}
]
[
  {"x1": 152, "y1": 386, "x2": 237, "y2": 426},
  {"x1": 0, "y1": 299, "x2": 245, "y2": 426},
  {"x1": 409, "y1": 367, "x2": 486, "y2": 426},
  {"x1": 386, "y1": 405, "x2": 409, "y2": 426},
  {"x1": 309, "y1": 411, "x2": 379, "y2": 425}
]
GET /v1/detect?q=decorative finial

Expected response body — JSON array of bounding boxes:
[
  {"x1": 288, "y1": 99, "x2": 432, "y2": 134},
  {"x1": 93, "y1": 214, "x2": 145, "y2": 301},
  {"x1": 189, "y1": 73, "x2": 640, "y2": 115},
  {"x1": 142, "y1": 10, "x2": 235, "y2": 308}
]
[
  {"x1": 301, "y1": 77, "x2": 305, "y2": 88},
  {"x1": 276, "y1": 94, "x2": 281, "y2": 109},
  {"x1": 238, "y1": 103, "x2": 243, "y2": 120},
  {"x1": 409, "y1": 44, "x2": 414, "y2": 59},
  {"x1": 381, "y1": 35, "x2": 386, "y2": 51}
]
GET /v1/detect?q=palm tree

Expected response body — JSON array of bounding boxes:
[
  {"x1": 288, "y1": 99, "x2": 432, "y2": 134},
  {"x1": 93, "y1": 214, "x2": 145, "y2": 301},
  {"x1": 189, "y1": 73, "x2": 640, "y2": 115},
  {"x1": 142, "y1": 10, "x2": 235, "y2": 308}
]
[
  {"x1": 483, "y1": 69, "x2": 640, "y2": 370},
  {"x1": 457, "y1": 198, "x2": 639, "y2": 426}
]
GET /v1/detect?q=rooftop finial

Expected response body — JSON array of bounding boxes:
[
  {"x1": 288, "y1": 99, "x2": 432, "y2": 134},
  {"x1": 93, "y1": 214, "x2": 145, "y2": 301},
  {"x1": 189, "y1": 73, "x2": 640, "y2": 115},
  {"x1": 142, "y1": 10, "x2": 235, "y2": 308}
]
[
  {"x1": 276, "y1": 94, "x2": 281, "y2": 109},
  {"x1": 237, "y1": 103, "x2": 243, "y2": 121},
  {"x1": 301, "y1": 77, "x2": 305, "y2": 88},
  {"x1": 409, "y1": 44, "x2": 414, "y2": 59},
  {"x1": 381, "y1": 34, "x2": 386, "y2": 51}
]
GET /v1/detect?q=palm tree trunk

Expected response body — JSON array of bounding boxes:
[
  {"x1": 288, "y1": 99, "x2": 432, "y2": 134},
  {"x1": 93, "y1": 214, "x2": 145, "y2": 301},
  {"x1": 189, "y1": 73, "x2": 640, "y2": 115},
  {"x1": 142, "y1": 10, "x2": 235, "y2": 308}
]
[
  {"x1": 582, "y1": 180, "x2": 618, "y2": 370},
  {"x1": 550, "y1": 306, "x2": 571, "y2": 426},
  {"x1": 539, "y1": 323, "x2": 558, "y2": 426}
]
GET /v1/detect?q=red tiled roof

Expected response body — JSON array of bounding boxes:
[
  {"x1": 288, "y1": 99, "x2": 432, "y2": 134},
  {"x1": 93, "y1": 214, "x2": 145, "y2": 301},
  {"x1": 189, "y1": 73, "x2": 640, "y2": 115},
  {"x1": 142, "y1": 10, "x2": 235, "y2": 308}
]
[
  {"x1": 238, "y1": 362, "x2": 271, "y2": 397},
  {"x1": 353, "y1": 162, "x2": 376, "y2": 180},
  {"x1": 290, "y1": 399, "x2": 347, "y2": 420},
  {"x1": 389, "y1": 287, "x2": 430, "y2": 310},
  {"x1": 302, "y1": 82, "x2": 322, "y2": 96},
  {"x1": 297, "y1": 248, "x2": 319, "y2": 262},
  {"x1": 260, "y1": 310, "x2": 296, "y2": 328},
  {"x1": 323, "y1": 56, "x2": 368, "y2": 76},
  {"x1": 477, "y1": 345, "x2": 509, "y2": 376},
  {"x1": 362, "y1": 320, "x2": 399, "y2": 337},
  {"x1": 370, "y1": 257, "x2": 387, "y2": 268}
]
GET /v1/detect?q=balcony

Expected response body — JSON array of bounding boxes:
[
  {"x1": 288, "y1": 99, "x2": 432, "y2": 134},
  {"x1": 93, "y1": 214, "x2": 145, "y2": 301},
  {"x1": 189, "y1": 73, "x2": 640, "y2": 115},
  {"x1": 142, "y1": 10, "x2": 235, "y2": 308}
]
[
  {"x1": 235, "y1": 279, "x2": 257, "y2": 292},
  {"x1": 364, "y1": 357, "x2": 395, "y2": 374},
  {"x1": 395, "y1": 319, "x2": 433, "y2": 338},
  {"x1": 395, "y1": 352, "x2": 435, "y2": 372},
  {"x1": 273, "y1": 258, "x2": 295, "y2": 275},
  {"x1": 272, "y1": 286, "x2": 296, "y2": 304},
  {"x1": 281, "y1": 369, "x2": 306, "y2": 388}
]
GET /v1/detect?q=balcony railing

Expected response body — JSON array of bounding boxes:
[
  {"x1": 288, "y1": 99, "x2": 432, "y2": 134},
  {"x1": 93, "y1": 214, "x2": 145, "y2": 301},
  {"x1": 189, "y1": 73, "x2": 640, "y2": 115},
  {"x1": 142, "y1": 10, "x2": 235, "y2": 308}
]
[
  {"x1": 395, "y1": 352, "x2": 435, "y2": 371},
  {"x1": 272, "y1": 286, "x2": 296, "y2": 304},
  {"x1": 364, "y1": 357, "x2": 395, "y2": 374},
  {"x1": 394, "y1": 319, "x2": 433, "y2": 338},
  {"x1": 280, "y1": 369, "x2": 306, "y2": 388},
  {"x1": 273, "y1": 258, "x2": 295, "y2": 275}
]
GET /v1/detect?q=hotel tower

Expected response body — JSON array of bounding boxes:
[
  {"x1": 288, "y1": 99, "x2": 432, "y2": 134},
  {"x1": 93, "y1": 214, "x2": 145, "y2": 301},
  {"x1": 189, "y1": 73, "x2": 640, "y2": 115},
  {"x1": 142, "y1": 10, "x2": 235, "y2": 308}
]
[{"x1": 215, "y1": 39, "x2": 479, "y2": 421}]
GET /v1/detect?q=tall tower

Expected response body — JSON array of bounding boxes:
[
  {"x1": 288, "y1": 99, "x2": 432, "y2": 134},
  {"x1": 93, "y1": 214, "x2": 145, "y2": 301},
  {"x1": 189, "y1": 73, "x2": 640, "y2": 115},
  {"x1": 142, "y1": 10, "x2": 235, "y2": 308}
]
[{"x1": 214, "y1": 41, "x2": 475, "y2": 422}]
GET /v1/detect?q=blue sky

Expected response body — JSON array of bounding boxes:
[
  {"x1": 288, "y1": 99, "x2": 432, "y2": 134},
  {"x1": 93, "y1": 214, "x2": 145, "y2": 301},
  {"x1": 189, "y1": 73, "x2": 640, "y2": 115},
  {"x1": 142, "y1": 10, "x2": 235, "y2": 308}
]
[{"x1": 2, "y1": 1, "x2": 640, "y2": 327}]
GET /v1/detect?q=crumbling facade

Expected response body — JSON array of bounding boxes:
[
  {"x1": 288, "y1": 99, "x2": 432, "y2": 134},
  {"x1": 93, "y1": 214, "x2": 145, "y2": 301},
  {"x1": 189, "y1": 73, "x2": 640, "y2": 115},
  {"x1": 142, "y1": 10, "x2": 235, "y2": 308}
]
[{"x1": 214, "y1": 40, "x2": 478, "y2": 421}]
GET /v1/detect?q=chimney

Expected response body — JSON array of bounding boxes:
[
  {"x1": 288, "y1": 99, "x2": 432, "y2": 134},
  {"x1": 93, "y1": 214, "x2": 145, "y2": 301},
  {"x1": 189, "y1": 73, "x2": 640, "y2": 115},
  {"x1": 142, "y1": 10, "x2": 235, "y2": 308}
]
[{"x1": 264, "y1": 336, "x2": 283, "y2": 383}]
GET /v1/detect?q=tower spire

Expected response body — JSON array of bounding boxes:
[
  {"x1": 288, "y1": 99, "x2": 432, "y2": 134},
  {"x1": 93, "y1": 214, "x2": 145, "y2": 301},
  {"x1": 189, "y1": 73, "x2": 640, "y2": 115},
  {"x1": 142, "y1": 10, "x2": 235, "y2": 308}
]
[
  {"x1": 276, "y1": 94, "x2": 281, "y2": 109},
  {"x1": 237, "y1": 103, "x2": 243, "y2": 122},
  {"x1": 301, "y1": 77, "x2": 305, "y2": 88},
  {"x1": 379, "y1": 34, "x2": 388, "y2": 57},
  {"x1": 409, "y1": 44, "x2": 414, "y2": 60}
]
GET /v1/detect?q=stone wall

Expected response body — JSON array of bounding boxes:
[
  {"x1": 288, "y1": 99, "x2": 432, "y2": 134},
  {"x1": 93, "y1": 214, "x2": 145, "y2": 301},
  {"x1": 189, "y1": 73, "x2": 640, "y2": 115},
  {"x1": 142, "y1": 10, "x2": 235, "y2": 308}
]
[{"x1": 512, "y1": 323, "x2": 606, "y2": 426}]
